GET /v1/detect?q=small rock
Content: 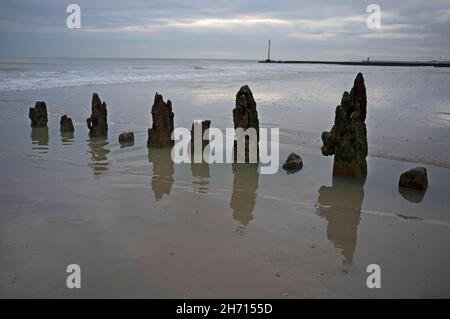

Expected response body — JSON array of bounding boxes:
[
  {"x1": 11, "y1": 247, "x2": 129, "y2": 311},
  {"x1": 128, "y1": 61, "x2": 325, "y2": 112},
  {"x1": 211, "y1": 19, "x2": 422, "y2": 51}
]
[
  {"x1": 60, "y1": 114, "x2": 74, "y2": 132},
  {"x1": 282, "y1": 153, "x2": 303, "y2": 173},
  {"x1": 399, "y1": 167, "x2": 428, "y2": 190},
  {"x1": 29, "y1": 101, "x2": 48, "y2": 127},
  {"x1": 118, "y1": 132, "x2": 134, "y2": 145}
]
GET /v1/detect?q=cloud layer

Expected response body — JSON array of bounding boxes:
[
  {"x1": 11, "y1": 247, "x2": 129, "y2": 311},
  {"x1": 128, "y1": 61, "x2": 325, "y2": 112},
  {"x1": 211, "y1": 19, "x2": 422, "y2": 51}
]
[{"x1": 0, "y1": 0, "x2": 449, "y2": 60}]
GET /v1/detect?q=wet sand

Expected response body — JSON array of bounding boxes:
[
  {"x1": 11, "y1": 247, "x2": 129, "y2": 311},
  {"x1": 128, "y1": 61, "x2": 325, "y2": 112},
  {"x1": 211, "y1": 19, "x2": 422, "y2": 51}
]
[{"x1": 1, "y1": 63, "x2": 450, "y2": 298}]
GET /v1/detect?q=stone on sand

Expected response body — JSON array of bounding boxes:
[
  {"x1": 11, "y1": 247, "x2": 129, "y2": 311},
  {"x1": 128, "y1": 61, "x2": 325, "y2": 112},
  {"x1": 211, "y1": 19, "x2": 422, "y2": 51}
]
[
  {"x1": 399, "y1": 167, "x2": 428, "y2": 190},
  {"x1": 119, "y1": 132, "x2": 134, "y2": 145},
  {"x1": 282, "y1": 153, "x2": 303, "y2": 173}
]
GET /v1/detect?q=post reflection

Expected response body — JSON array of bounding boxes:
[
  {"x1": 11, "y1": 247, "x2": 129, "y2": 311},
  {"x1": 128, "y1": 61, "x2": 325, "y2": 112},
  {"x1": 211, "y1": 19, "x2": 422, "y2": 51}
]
[
  {"x1": 31, "y1": 127, "x2": 49, "y2": 154},
  {"x1": 230, "y1": 163, "x2": 259, "y2": 226},
  {"x1": 191, "y1": 162, "x2": 210, "y2": 194},
  {"x1": 315, "y1": 176, "x2": 365, "y2": 265},
  {"x1": 148, "y1": 148, "x2": 174, "y2": 201},
  {"x1": 87, "y1": 138, "x2": 110, "y2": 177},
  {"x1": 398, "y1": 186, "x2": 426, "y2": 203},
  {"x1": 60, "y1": 131, "x2": 74, "y2": 145},
  {"x1": 190, "y1": 120, "x2": 211, "y2": 194}
]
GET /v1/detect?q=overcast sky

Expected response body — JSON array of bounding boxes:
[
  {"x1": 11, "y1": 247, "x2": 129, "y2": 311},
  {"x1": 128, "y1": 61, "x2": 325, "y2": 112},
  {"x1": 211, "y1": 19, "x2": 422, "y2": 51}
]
[{"x1": 0, "y1": 0, "x2": 449, "y2": 60}]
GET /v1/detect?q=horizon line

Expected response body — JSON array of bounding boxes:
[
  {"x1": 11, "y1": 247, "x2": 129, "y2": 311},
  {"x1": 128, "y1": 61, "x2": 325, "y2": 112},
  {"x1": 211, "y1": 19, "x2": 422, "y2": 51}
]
[{"x1": 1, "y1": 56, "x2": 449, "y2": 63}]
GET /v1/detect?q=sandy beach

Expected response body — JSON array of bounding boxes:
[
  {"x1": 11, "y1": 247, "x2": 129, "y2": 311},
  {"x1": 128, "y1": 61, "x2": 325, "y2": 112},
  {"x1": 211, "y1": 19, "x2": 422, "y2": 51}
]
[{"x1": 0, "y1": 58, "x2": 449, "y2": 298}]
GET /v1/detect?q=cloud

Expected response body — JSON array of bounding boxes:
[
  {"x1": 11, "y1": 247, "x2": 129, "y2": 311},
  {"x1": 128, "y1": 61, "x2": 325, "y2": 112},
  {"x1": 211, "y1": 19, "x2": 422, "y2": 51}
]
[
  {"x1": 167, "y1": 17, "x2": 292, "y2": 29},
  {"x1": 288, "y1": 32, "x2": 337, "y2": 41},
  {"x1": 0, "y1": 0, "x2": 449, "y2": 60},
  {"x1": 82, "y1": 15, "x2": 367, "y2": 33},
  {"x1": 83, "y1": 25, "x2": 162, "y2": 33},
  {"x1": 361, "y1": 32, "x2": 431, "y2": 40}
]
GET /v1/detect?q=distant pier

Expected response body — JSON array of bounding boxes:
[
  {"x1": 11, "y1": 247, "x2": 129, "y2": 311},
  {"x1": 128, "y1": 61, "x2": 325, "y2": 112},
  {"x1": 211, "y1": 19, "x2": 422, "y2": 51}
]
[{"x1": 258, "y1": 59, "x2": 450, "y2": 67}]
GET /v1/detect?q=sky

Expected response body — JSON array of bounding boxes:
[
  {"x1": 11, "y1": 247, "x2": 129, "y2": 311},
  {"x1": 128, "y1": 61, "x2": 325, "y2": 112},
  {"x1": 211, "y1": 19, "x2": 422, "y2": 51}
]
[{"x1": 0, "y1": 0, "x2": 449, "y2": 60}]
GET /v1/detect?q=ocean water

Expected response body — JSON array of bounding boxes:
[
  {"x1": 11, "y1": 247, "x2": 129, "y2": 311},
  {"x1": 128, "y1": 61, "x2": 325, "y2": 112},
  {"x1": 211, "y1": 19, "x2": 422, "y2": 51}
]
[
  {"x1": 0, "y1": 58, "x2": 449, "y2": 298},
  {"x1": 1, "y1": 57, "x2": 449, "y2": 167}
]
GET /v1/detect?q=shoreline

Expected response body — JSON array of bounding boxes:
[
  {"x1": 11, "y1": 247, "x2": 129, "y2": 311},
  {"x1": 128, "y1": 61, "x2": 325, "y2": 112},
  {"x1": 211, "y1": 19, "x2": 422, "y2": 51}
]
[{"x1": 2, "y1": 73, "x2": 449, "y2": 171}]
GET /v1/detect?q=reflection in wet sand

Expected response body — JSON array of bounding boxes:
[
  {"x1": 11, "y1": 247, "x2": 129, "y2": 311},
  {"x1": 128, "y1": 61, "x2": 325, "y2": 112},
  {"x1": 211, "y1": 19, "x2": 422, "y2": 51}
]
[
  {"x1": 398, "y1": 186, "x2": 426, "y2": 203},
  {"x1": 31, "y1": 127, "x2": 49, "y2": 154},
  {"x1": 191, "y1": 162, "x2": 210, "y2": 194},
  {"x1": 316, "y1": 176, "x2": 365, "y2": 265},
  {"x1": 120, "y1": 141, "x2": 134, "y2": 149},
  {"x1": 230, "y1": 163, "x2": 259, "y2": 226},
  {"x1": 148, "y1": 148, "x2": 174, "y2": 201},
  {"x1": 87, "y1": 138, "x2": 110, "y2": 176},
  {"x1": 60, "y1": 131, "x2": 74, "y2": 145}
]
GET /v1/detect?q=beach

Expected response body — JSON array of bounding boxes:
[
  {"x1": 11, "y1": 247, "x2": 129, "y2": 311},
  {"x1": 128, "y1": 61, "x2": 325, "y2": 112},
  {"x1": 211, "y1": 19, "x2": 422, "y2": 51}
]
[{"x1": 0, "y1": 58, "x2": 449, "y2": 298}]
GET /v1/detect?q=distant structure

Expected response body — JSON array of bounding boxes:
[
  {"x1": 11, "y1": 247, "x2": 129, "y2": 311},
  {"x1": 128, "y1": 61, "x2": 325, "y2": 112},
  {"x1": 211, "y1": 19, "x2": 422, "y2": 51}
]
[{"x1": 263, "y1": 40, "x2": 272, "y2": 62}]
